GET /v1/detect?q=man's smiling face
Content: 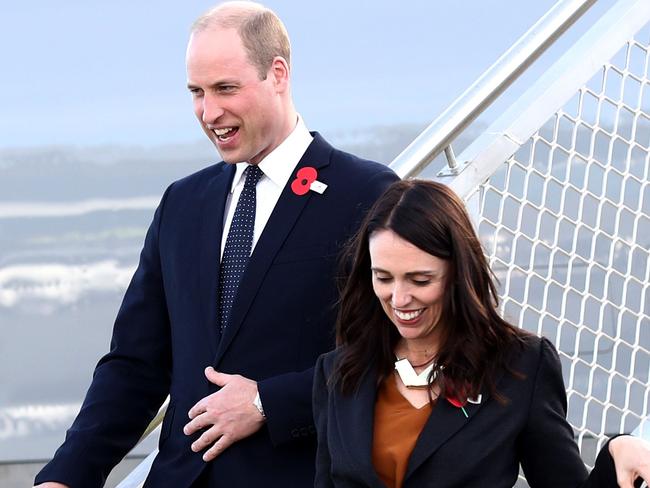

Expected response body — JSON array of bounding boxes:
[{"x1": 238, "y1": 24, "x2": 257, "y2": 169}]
[{"x1": 186, "y1": 27, "x2": 287, "y2": 165}]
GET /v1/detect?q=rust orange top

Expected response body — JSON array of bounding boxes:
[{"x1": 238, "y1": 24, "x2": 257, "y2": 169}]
[{"x1": 372, "y1": 375, "x2": 432, "y2": 488}]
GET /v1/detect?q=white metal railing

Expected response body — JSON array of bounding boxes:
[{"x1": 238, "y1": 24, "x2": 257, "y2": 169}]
[
  {"x1": 390, "y1": 0, "x2": 595, "y2": 179},
  {"x1": 114, "y1": 399, "x2": 167, "y2": 488},
  {"x1": 424, "y1": 0, "x2": 650, "y2": 486}
]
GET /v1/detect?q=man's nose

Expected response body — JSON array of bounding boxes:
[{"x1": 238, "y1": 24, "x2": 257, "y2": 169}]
[{"x1": 201, "y1": 94, "x2": 225, "y2": 125}]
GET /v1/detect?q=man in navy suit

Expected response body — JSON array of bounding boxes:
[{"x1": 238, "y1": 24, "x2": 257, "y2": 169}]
[{"x1": 35, "y1": 2, "x2": 397, "y2": 487}]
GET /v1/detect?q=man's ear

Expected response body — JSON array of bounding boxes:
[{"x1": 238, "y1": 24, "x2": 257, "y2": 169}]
[{"x1": 269, "y1": 56, "x2": 290, "y2": 92}]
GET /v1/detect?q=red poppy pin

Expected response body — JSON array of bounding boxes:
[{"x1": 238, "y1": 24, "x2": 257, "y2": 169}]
[
  {"x1": 446, "y1": 391, "x2": 481, "y2": 418},
  {"x1": 446, "y1": 396, "x2": 469, "y2": 418},
  {"x1": 291, "y1": 166, "x2": 327, "y2": 196}
]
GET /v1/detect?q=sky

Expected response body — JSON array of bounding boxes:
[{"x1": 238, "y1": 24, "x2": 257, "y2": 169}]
[{"x1": 0, "y1": 0, "x2": 599, "y2": 149}]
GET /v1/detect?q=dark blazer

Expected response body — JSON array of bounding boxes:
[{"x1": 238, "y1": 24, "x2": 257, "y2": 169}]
[
  {"x1": 313, "y1": 336, "x2": 621, "y2": 488},
  {"x1": 35, "y1": 133, "x2": 398, "y2": 488}
]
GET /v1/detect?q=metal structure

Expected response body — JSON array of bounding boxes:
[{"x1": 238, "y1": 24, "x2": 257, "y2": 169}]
[
  {"x1": 390, "y1": 0, "x2": 595, "y2": 179},
  {"x1": 117, "y1": 0, "x2": 650, "y2": 486},
  {"x1": 404, "y1": 0, "x2": 650, "y2": 483}
]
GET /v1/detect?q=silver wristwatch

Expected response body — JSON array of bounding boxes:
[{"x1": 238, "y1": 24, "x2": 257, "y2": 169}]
[{"x1": 253, "y1": 392, "x2": 266, "y2": 418}]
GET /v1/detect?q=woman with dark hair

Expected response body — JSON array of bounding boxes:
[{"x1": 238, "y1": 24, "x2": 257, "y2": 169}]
[{"x1": 313, "y1": 179, "x2": 649, "y2": 488}]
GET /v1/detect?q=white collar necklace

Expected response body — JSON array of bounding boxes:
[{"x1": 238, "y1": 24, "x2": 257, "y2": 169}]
[{"x1": 394, "y1": 357, "x2": 438, "y2": 389}]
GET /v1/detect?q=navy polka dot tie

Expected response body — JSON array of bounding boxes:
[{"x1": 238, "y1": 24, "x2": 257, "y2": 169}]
[{"x1": 218, "y1": 165, "x2": 263, "y2": 331}]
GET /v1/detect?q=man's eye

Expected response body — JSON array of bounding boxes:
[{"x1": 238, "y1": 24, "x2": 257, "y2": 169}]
[
  {"x1": 189, "y1": 88, "x2": 203, "y2": 97},
  {"x1": 219, "y1": 85, "x2": 236, "y2": 92}
]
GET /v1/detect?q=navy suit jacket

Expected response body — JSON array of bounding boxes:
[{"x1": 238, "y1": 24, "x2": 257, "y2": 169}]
[
  {"x1": 36, "y1": 133, "x2": 398, "y2": 488},
  {"x1": 314, "y1": 336, "x2": 622, "y2": 488}
]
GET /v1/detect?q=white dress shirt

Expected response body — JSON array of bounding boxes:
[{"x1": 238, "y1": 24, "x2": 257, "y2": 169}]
[{"x1": 220, "y1": 116, "x2": 314, "y2": 259}]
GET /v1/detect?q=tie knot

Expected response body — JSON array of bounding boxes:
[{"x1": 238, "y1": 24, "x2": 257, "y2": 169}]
[{"x1": 244, "y1": 165, "x2": 263, "y2": 188}]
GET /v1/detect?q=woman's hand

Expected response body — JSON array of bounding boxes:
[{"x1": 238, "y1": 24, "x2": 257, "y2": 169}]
[{"x1": 609, "y1": 435, "x2": 650, "y2": 487}]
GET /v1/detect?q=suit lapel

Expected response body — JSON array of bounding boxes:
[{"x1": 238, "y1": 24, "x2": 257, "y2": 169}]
[
  {"x1": 213, "y1": 134, "x2": 333, "y2": 366},
  {"x1": 199, "y1": 163, "x2": 235, "y2": 357},
  {"x1": 334, "y1": 371, "x2": 490, "y2": 486},
  {"x1": 404, "y1": 389, "x2": 490, "y2": 481},
  {"x1": 333, "y1": 368, "x2": 386, "y2": 488}
]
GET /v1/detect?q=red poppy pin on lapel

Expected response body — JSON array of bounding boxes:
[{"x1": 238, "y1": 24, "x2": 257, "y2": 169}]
[
  {"x1": 447, "y1": 397, "x2": 469, "y2": 418},
  {"x1": 446, "y1": 393, "x2": 483, "y2": 418},
  {"x1": 291, "y1": 166, "x2": 327, "y2": 196},
  {"x1": 447, "y1": 393, "x2": 482, "y2": 418}
]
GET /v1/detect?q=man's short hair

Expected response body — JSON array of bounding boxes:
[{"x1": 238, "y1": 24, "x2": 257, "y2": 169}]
[{"x1": 192, "y1": 1, "x2": 291, "y2": 80}]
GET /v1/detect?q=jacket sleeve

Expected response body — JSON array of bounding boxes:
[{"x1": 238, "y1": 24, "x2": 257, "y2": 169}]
[
  {"x1": 519, "y1": 338, "x2": 641, "y2": 488},
  {"x1": 313, "y1": 354, "x2": 336, "y2": 488},
  {"x1": 519, "y1": 338, "x2": 590, "y2": 487},
  {"x1": 257, "y1": 367, "x2": 318, "y2": 445},
  {"x1": 35, "y1": 187, "x2": 174, "y2": 488},
  {"x1": 580, "y1": 436, "x2": 644, "y2": 488}
]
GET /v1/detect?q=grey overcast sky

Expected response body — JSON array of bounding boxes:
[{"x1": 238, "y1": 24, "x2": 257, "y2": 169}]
[{"x1": 1, "y1": 1, "x2": 612, "y2": 149}]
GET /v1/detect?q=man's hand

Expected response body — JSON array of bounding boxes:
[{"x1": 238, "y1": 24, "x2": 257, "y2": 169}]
[
  {"x1": 34, "y1": 483, "x2": 69, "y2": 488},
  {"x1": 609, "y1": 435, "x2": 650, "y2": 487},
  {"x1": 184, "y1": 367, "x2": 265, "y2": 461}
]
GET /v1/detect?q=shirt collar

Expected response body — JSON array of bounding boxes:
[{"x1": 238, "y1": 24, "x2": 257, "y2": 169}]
[{"x1": 229, "y1": 115, "x2": 313, "y2": 193}]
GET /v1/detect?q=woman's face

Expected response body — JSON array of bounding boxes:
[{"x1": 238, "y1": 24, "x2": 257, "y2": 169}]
[{"x1": 369, "y1": 229, "x2": 449, "y2": 347}]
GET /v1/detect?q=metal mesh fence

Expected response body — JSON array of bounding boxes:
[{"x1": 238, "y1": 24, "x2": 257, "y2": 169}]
[{"x1": 472, "y1": 21, "x2": 650, "y2": 483}]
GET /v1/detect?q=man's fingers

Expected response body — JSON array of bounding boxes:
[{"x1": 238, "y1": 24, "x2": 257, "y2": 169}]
[
  {"x1": 187, "y1": 400, "x2": 207, "y2": 420},
  {"x1": 191, "y1": 425, "x2": 221, "y2": 453},
  {"x1": 616, "y1": 469, "x2": 644, "y2": 488},
  {"x1": 637, "y1": 459, "x2": 650, "y2": 481},
  {"x1": 204, "y1": 366, "x2": 232, "y2": 386},
  {"x1": 184, "y1": 411, "x2": 212, "y2": 435},
  {"x1": 609, "y1": 435, "x2": 650, "y2": 488},
  {"x1": 635, "y1": 471, "x2": 650, "y2": 487},
  {"x1": 202, "y1": 433, "x2": 233, "y2": 462},
  {"x1": 184, "y1": 371, "x2": 261, "y2": 457}
]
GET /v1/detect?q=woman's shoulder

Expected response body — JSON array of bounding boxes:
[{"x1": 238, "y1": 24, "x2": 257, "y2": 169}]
[
  {"x1": 314, "y1": 348, "x2": 347, "y2": 396},
  {"x1": 316, "y1": 347, "x2": 344, "y2": 376},
  {"x1": 508, "y1": 331, "x2": 562, "y2": 373}
]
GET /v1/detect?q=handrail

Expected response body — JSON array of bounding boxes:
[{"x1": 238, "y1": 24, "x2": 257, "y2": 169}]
[
  {"x1": 389, "y1": 0, "x2": 596, "y2": 179},
  {"x1": 140, "y1": 397, "x2": 168, "y2": 440},
  {"x1": 446, "y1": 0, "x2": 650, "y2": 200},
  {"x1": 114, "y1": 399, "x2": 168, "y2": 488}
]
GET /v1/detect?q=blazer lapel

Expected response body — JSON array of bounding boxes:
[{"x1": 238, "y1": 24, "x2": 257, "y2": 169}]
[
  {"x1": 213, "y1": 134, "x2": 333, "y2": 366},
  {"x1": 404, "y1": 389, "x2": 490, "y2": 481},
  {"x1": 199, "y1": 163, "x2": 235, "y2": 357},
  {"x1": 333, "y1": 368, "x2": 386, "y2": 488}
]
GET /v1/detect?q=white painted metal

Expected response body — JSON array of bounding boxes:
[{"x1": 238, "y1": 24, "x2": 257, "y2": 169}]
[
  {"x1": 447, "y1": 0, "x2": 650, "y2": 199},
  {"x1": 435, "y1": 1, "x2": 650, "y2": 483},
  {"x1": 389, "y1": 0, "x2": 596, "y2": 179}
]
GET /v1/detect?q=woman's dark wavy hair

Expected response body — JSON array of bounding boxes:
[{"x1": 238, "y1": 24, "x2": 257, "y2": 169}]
[{"x1": 332, "y1": 179, "x2": 527, "y2": 402}]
